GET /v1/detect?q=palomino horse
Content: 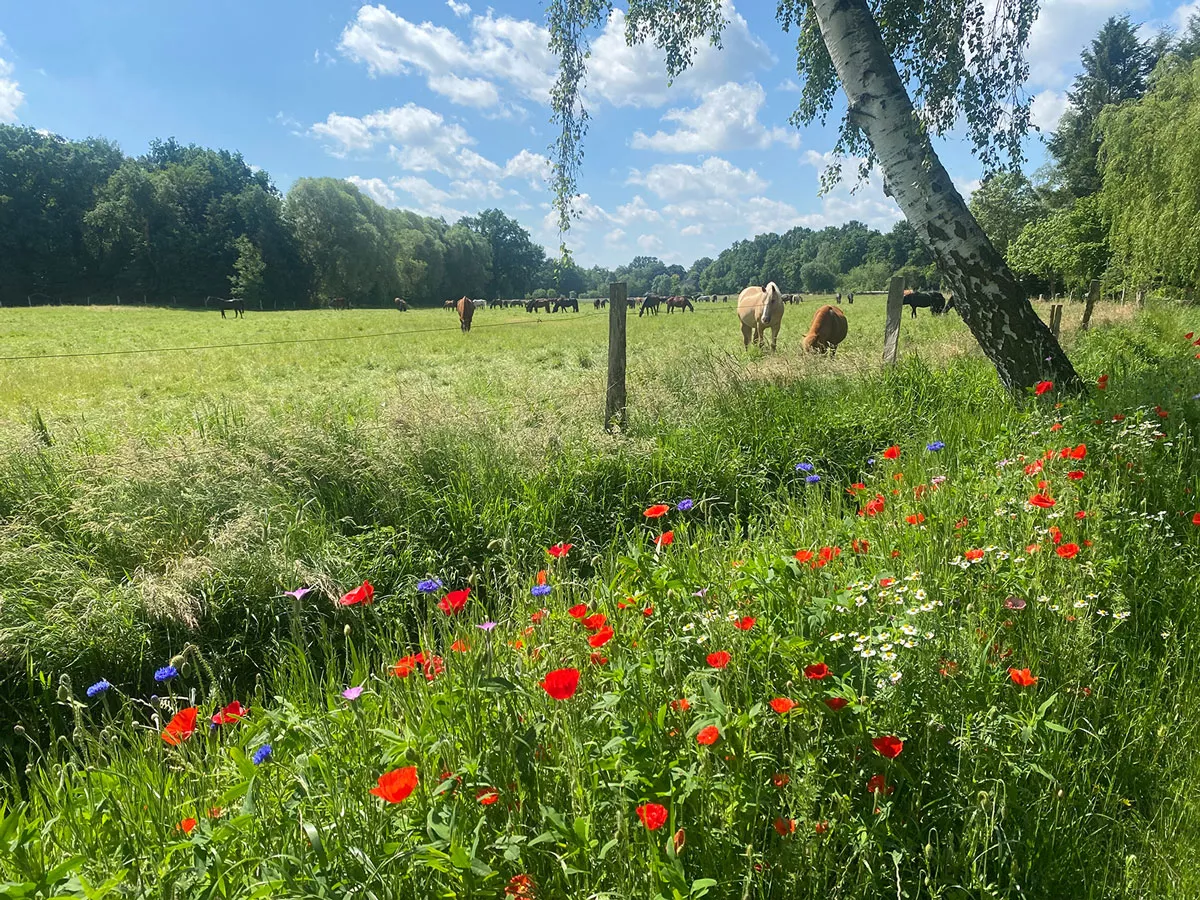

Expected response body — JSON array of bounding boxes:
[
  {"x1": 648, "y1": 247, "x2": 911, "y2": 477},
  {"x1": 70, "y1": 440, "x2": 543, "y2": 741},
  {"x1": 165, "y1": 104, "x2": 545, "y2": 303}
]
[
  {"x1": 665, "y1": 296, "x2": 694, "y2": 314},
  {"x1": 457, "y1": 296, "x2": 475, "y2": 332},
  {"x1": 208, "y1": 296, "x2": 245, "y2": 319},
  {"x1": 737, "y1": 283, "x2": 785, "y2": 349},
  {"x1": 803, "y1": 305, "x2": 848, "y2": 355}
]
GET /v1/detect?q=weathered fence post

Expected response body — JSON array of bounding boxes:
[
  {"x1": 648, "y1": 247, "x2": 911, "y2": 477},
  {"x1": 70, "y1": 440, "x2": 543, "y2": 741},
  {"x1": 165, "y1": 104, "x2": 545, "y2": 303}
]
[
  {"x1": 1136, "y1": 288, "x2": 1146, "y2": 308},
  {"x1": 605, "y1": 281, "x2": 628, "y2": 432},
  {"x1": 882, "y1": 276, "x2": 903, "y2": 366},
  {"x1": 1080, "y1": 279, "x2": 1100, "y2": 331},
  {"x1": 1049, "y1": 304, "x2": 1063, "y2": 337}
]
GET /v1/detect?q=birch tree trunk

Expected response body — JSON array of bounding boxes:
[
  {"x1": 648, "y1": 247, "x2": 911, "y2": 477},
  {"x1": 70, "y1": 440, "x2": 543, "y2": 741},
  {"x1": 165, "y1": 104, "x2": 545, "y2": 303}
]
[{"x1": 810, "y1": 0, "x2": 1084, "y2": 393}]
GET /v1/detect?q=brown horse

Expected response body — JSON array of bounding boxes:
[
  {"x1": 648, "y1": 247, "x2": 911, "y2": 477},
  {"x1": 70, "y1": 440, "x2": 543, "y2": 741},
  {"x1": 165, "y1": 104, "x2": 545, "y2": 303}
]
[
  {"x1": 331, "y1": 297, "x2": 348, "y2": 310},
  {"x1": 444, "y1": 299, "x2": 457, "y2": 310},
  {"x1": 666, "y1": 296, "x2": 694, "y2": 314},
  {"x1": 394, "y1": 297, "x2": 408, "y2": 311},
  {"x1": 457, "y1": 296, "x2": 475, "y2": 332},
  {"x1": 525, "y1": 298, "x2": 553, "y2": 313},
  {"x1": 803, "y1": 305, "x2": 848, "y2": 355}
]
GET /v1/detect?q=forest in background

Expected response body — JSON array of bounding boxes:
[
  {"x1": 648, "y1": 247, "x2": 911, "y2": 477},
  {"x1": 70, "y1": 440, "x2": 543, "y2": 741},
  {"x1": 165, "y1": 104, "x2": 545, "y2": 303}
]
[{"x1": 1, "y1": 14, "x2": 1197, "y2": 309}]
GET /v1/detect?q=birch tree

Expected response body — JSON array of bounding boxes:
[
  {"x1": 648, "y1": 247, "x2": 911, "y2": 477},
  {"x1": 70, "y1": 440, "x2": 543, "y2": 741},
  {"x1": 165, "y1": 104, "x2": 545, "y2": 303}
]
[{"x1": 547, "y1": 0, "x2": 1084, "y2": 392}]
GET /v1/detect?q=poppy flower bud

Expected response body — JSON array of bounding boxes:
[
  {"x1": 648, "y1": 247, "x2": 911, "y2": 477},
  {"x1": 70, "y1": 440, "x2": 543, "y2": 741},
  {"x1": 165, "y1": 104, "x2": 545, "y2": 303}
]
[
  {"x1": 13, "y1": 724, "x2": 25, "y2": 736},
  {"x1": 345, "y1": 624, "x2": 352, "y2": 637},
  {"x1": 57, "y1": 684, "x2": 71, "y2": 702},
  {"x1": 169, "y1": 653, "x2": 186, "y2": 669}
]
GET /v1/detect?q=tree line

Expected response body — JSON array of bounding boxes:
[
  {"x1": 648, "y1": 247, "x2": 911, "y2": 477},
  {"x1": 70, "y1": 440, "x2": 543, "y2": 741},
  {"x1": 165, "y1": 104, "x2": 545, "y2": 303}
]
[
  {"x1": 972, "y1": 14, "x2": 1200, "y2": 298},
  {"x1": 1, "y1": 125, "x2": 939, "y2": 309}
]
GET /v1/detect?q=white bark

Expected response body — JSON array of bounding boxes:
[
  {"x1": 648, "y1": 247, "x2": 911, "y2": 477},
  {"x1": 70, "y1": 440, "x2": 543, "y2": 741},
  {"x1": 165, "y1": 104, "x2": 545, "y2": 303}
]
[{"x1": 810, "y1": 0, "x2": 1082, "y2": 392}]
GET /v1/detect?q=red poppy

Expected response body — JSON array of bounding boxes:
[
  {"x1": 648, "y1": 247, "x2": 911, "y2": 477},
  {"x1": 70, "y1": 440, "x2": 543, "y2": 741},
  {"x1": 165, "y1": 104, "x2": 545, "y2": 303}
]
[
  {"x1": 476, "y1": 787, "x2": 500, "y2": 806},
  {"x1": 814, "y1": 821, "x2": 829, "y2": 834},
  {"x1": 1025, "y1": 460, "x2": 1044, "y2": 475},
  {"x1": 540, "y1": 668, "x2": 580, "y2": 700},
  {"x1": 1049, "y1": 526, "x2": 1063, "y2": 544},
  {"x1": 914, "y1": 483, "x2": 928, "y2": 499},
  {"x1": 1056, "y1": 542, "x2": 1080, "y2": 559},
  {"x1": 536, "y1": 569, "x2": 548, "y2": 586},
  {"x1": 450, "y1": 639, "x2": 471, "y2": 653},
  {"x1": 582, "y1": 613, "x2": 607, "y2": 631},
  {"x1": 531, "y1": 609, "x2": 547, "y2": 624},
  {"x1": 860, "y1": 494, "x2": 886, "y2": 517},
  {"x1": 1034, "y1": 380, "x2": 1053, "y2": 396},
  {"x1": 1029, "y1": 493, "x2": 1056, "y2": 508},
  {"x1": 773, "y1": 817, "x2": 796, "y2": 836},
  {"x1": 1026, "y1": 543, "x2": 1040, "y2": 553},
  {"x1": 547, "y1": 542, "x2": 573, "y2": 558},
  {"x1": 1067, "y1": 470, "x2": 1085, "y2": 481},
  {"x1": 770, "y1": 697, "x2": 796, "y2": 715},
  {"x1": 370, "y1": 766, "x2": 419, "y2": 803},
  {"x1": 794, "y1": 549, "x2": 814, "y2": 563},
  {"x1": 1050, "y1": 423, "x2": 1063, "y2": 431},
  {"x1": 883, "y1": 445, "x2": 901, "y2": 460},
  {"x1": 772, "y1": 772, "x2": 791, "y2": 788},
  {"x1": 696, "y1": 725, "x2": 721, "y2": 745},
  {"x1": 1192, "y1": 512, "x2": 1200, "y2": 526},
  {"x1": 636, "y1": 802, "x2": 668, "y2": 830},
  {"x1": 672, "y1": 828, "x2": 686, "y2": 854},
  {"x1": 1097, "y1": 374, "x2": 1109, "y2": 390},
  {"x1": 506, "y1": 874, "x2": 536, "y2": 898},
  {"x1": 422, "y1": 656, "x2": 444, "y2": 681},
  {"x1": 866, "y1": 774, "x2": 894, "y2": 795},
  {"x1": 893, "y1": 472, "x2": 904, "y2": 481},
  {"x1": 162, "y1": 707, "x2": 199, "y2": 746},
  {"x1": 590, "y1": 652, "x2": 608, "y2": 665},
  {"x1": 851, "y1": 538, "x2": 870, "y2": 553},
  {"x1": 964, "y1": 548, "x2": 985, "y2": 562},
  {"x1": 1075, "y1": 510, "x2": 1088, "y2": 520},
  {"x1": 588, "y1": 627, "x2": 614, "y2": 648},
  {"x1": 1188, "y1": 332, "x2": 1195, "y2": 340},
  {"x1": 211, "y1": 701, "x2": 247, "y2": 726},
  {"x1": 905, "y1": 513, "x2": 925, "y2": 525},
  {"x1": 733, "y1": 616, "x2": 755, "y2": 631},
  {"x1": 804, "y1": 663, "x2": 830, "y2": 680},
  {"x1": 655, "y1": 531, "x2": 674, "y2": 548},
  {"x1": 1157, "y1": 406, "x2": 1169, "y2": 418},
  {"x1": 706, "y1": 651, "x2": 731, "y2": 669},
  {"x1": 392, "y1": 652, "x2": 425, "y2": 677},
  {"x1": 1008, "y1": 667, "x2": 1038, "y2": 687},
  {"x1": 847, "y1": 482, "x2": 867, "y2": 494},
  {"x1": 642, "y1": 606, "x2": 654, "y2": 617},
  {"x1": 824, "y1": 697, "x2": 848, "y2": 711},
  {"x1": 670, "y1": 698, "x2": 690, "y2": 712},
  {"x1": 339, "y1": 580, "x2": 375, "y2": 606},
  {"x1": 1069, "y1": 443, "x2": 1087, "y2": 460},
  {"x1": 871, "y1": 735, "x2": 904, "y2": 759},
  {"x1": 644, "y1": 504, "x2": 670, "y2": 518},
  {"x1": 178, "y1": 817, "x2": 198, "y2": 834},
  {"x1": 879, "y1": 577, "x2": 895, "y2": 587},
  {"x1": 438, "y1": 588, "x2": 470, "y2": 616},
  {"x1": 568, "y1": 604, "x2": 588, "y2": 619}
]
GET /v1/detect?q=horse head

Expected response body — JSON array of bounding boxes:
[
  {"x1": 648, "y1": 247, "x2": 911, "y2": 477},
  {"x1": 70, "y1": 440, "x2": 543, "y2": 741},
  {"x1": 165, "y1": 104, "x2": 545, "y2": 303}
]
[{"x1": 762, "y1": 282, "x2": 782, "y2": 324}]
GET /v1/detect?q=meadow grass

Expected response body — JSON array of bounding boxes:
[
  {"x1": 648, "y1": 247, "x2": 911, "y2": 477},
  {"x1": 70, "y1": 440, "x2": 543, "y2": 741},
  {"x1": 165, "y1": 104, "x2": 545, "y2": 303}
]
[{"x1": 1, "y1": 297, "x2": 1199, "y2": 898}]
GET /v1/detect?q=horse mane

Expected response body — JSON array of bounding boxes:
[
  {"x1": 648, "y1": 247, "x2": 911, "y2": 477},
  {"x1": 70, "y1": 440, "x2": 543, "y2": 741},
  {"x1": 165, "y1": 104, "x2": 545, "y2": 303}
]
[{"x1": 762, "y1": 282, "x2": 782, "y2": 324}]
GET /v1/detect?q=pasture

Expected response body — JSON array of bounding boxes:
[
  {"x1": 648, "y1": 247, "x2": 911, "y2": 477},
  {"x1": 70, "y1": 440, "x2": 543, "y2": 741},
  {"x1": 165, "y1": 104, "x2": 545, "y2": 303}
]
[{"x1": 2, "y1": 295, "x2": 1200, "y2": 899}]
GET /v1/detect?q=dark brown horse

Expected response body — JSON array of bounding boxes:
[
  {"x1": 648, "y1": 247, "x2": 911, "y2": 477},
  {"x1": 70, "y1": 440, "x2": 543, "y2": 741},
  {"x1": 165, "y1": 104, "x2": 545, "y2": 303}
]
[
  {"x1": 331, "y1": 297, "x2": 348, "y2": 310},
  {"x1": 457, "y1": 296, "x2": 475, "y2": 332},
  {"x1": 525, "y1": 298, "x2": 553, "y2": 313},
  {"x1": 209, "y1": 296, "x2": 245, "y2": 319},
  {"x1": 666, "y1": 296, "x2": 694, "y2": 314},
  {"x1": 639, "y1": 295, "x2": 664, "y2": 317}
]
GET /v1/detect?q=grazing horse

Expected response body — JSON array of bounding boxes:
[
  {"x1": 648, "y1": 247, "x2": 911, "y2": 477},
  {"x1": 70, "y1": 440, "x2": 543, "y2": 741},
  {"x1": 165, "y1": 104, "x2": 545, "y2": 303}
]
[
  {"x1": 444, "y1": 299, "x2": 457, "y2": 310},
  {"x1": 457, "y1": 296, "x2": 475, "y2": 332},
  {"x1": 210, "y1": 296, "x2": 245, "y2": 319},
  {"x1": 331, "y1": 297, "x2": 349, "y2": 310},
  {"x1": 666, "y1": 296, "x2": 694, "y2": 314},
  {"x1": 553, "y1": 296, "x2": 579, "y2": 313},
  {"x1": 593, "y1": 297, "x2": 608, "y2": 309},
  {"x1": 525, "y1": 298, "x2": 553, "y2": 313},
  {"x1": 394, "y1": 297, "x2": 408, "y2": 311},
  {"x1": 803, "y1": 305, "x2": 848, "y2": 355},
  {"x1": 639, "y1": 295, "x2": 664, "y2": 317},
  {"x1": 902, "y1": 290, "x2": 949, "y2": 318},
  {"x1": 736, "y1": 282, "x2": 785, "y2": 349}
]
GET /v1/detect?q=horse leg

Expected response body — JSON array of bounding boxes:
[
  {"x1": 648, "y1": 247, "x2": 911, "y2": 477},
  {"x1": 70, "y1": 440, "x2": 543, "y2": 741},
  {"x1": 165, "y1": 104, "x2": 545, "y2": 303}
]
[
  {"x1": 741, "y1": 323, "x2": 752, "y2": 348},
  {"x1": 770, "y1": 322, "x2": 780, "y2": 351},
  {"x1": 220, "y1": 307, "x2": 226, "y2": 319}
]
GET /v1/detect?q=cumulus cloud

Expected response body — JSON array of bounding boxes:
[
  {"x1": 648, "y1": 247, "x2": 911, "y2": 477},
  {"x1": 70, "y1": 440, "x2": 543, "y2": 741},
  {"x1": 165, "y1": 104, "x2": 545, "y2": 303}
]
[
  {"x1": 502, "y1": 149, "x2": 552, "y2": 189},
  {"x1": 605, "y1": 228, "x2": 627, "y2": 245},
  {"x1": 631, "y1": 81, "x2": 799, "y2": 153},
  {"x1": 637, "y1": 234, "x2": 665, "y2": 252},
  {"x1": 1030, "y1": 89, "x2": 1070, "y2": 132},
  {"x1": 1174, "y1": 0, "x2": 1200, "y2": 27},
  {"x1": 346, "y1": 175, "x2": 399, "y2": 206},
  {"x1": 1025, "y1": 0, "x2": 1150, "y2": 90},
  {"x1": 338, "y1": 4, "x2": 556, "y2": 105},
  {"x1": 0, "y1": 34, "x2": 26, "y2": 124},
  {"x1": 795, "y1": 150, "x2": 903, "y2": 231},
  {"x1": 628, "y1": 157, "x2": 767, "y2": 202}
]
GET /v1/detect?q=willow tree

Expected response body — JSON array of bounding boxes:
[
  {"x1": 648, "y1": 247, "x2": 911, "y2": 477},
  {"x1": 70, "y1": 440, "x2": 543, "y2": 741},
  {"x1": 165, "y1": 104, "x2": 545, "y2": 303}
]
[{"x1": 546, "y1": 0, "x2": 1083, "y2": 392}]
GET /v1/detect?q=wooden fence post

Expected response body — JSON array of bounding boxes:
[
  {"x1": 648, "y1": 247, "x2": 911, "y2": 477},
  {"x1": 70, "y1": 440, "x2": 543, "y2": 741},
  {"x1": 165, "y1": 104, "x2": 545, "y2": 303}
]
[
  {"x1": 605, "y1": 281, "x2": 628, "y2": 432},
  {"x1": 1049, "y1": 304, "x2": 1063, "y2": 337},
  {"x1": 1136, "y1": 288, "x2": 1146, "y2": 308},
  {"x1": 882, "y1": 276, "x2": 904, "y2": 366},
  {"x1": 1080, "y1": 279, "x2": 1100, "y2": 331}
]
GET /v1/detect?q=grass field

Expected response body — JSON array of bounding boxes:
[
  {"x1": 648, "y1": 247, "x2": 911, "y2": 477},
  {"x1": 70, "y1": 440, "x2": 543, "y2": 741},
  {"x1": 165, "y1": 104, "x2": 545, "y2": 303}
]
[{"x1": 2, "y1": 295, "x2": 1200, "y2": 898}]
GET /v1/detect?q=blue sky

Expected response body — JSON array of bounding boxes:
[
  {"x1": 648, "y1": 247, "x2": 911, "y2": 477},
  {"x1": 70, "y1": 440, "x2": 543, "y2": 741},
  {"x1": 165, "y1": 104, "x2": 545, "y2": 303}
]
[{"x1": 1, "y1": 0, "x2": 1196, "y2": 269}]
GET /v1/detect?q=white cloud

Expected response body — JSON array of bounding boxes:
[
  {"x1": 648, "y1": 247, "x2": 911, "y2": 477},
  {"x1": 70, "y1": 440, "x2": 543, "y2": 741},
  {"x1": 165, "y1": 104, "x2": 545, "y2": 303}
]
[
  {"x1": 616, "y1": 195, "x2": 663, "y2": 222},
  {"x1": 1025, "y1": 0, "x2": 1149, "y2": 89},
  {"x1": 338, "y1": 4, "x2": 555, "y2": 105},
  {"x1": 776, "y1": 79, "x2": 801, "y2": 93},
  {"x1": 447, "y1": 0, "x2": 471, "y2": 17},
  {"x1": 586, "y1": 4, "x2": 774, "y2": 109},
  {"x1": 637, "y1": 234, "x2": 664, "y2": 252},
  {"x1": 1030, "y1": 89, "x2": 1069, "y2": 132},
  {"x1": 796, "y1": 150, "x2": 903, "y2": 231},
  {"x1": 0, "y1": 34, "x2": 26, "y2": 124},
  {"x1": 605, "y1": 228, "x2": 626, "y2": 245},
  {"x1": 503, "y1": 149, "x2": 551, "y2": 188},
  {"x1": 628, "y1": 157, "x2": 767, "y2": 202},
  {"x1": 346, "y1": 175, "x2": 399, "y2": 206},
  {"x1": 953, "y1": 176, "x2": 983, "y2": 202},
  {"x1": 1174, "y1": 0, "x2": 1200, "y2": 27},
  {"x1": 631, "y1": 81, "x2": 799, "y2": 153},
  {"x1": 681, "y1": 224, "x2": 704, "y2": 236}
]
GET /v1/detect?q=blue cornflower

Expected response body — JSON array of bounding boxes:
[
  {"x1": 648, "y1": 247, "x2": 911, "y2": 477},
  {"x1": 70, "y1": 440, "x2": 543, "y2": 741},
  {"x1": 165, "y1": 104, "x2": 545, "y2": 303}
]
[
  {"x1": 867, "y1": 458, "x2": 876, "y2": 467},
  {"x1": 86, "y1": 679, "x2": 112, "y2": 698},
  {"x1": 252, "y1": 745, "x2": 272, "y2": 765},
  {"x1": 531, "y1": 584, "x2": 552, "y2": 597},
  {"x1": 795, "y1": 462, "x2": 815, "y2": 472},
  {"x1": 676, "y1": 499, "x2": 695, "y2": 511},
  {"x1": 805, "y1": 474, "x2": 821, "y2": 484},
  {"x1": 927, "y1": 441, "x2": 946, "y2": 452},
  {"x1": 417, "y1": 578, "x2": 443, "y2": 593},
  {"x1": 154, "y1": 666, "x2": 178, "y2": 683}
]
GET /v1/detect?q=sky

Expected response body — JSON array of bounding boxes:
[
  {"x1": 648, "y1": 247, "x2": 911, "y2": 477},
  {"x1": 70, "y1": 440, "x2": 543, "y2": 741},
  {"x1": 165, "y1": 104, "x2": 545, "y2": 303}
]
[{"x1": 2, "y1": 0, "x2": 1197, "y2": 270}]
